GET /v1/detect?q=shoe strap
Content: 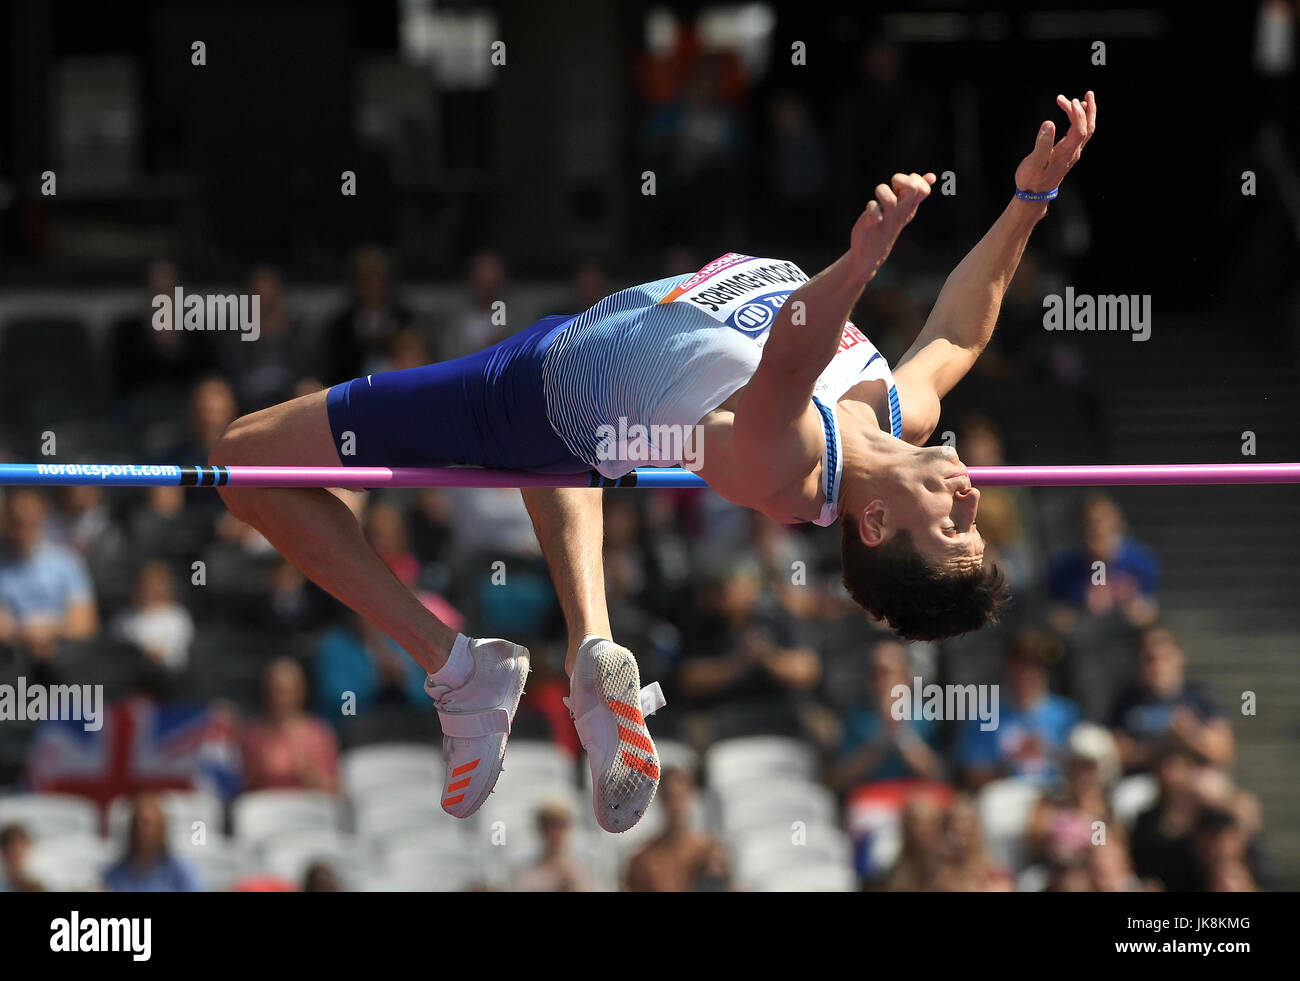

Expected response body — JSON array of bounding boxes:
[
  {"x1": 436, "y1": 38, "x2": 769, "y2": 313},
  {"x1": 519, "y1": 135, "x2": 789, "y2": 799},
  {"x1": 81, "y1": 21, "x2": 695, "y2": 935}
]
[
  {"x1": 639, "y1": 682, "x2": 666, "y2": 718},
  {"x1": 565, "y1": 683, "x2": 667, "y2": 745},
  {"x1": 437, "y1": 707, "x2": 512, "y2": 738}
]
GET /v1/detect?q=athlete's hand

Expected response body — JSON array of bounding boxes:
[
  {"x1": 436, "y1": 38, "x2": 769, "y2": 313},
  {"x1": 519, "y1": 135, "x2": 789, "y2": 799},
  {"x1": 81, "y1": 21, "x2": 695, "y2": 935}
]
[
  {"x1": 1015, "y1": 91, "x2": 1097, "y2": 194},
  {"x1": 850, "y1": 172, "x2": 936, "y2": 281}
]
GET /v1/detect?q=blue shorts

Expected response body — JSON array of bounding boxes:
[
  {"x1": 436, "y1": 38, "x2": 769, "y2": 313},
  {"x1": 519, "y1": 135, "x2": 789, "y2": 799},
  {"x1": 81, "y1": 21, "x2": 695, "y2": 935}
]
[{"x1": 325, "y1": 314, "x2": 591, "y2": 474}]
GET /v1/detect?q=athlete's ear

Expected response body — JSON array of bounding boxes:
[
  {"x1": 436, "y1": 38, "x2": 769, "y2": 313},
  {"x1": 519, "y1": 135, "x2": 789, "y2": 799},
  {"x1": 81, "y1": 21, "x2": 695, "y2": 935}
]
[{"x1": 857, "y1": 500, "x2": 888, "y2": 548}]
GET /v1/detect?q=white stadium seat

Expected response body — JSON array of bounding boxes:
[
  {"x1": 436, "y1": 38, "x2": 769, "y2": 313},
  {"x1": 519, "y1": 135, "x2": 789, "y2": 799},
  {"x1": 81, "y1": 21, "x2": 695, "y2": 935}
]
[
  {"x1": 27, "y1": 834, "x2": 117, "y2": 890},
  {"x1": 231, "y1": 789, "x2": 342, "y2": 846},
  {"x1": 260, "y1": 827, "x2": 367, "y2": 890},
  {"x1": 341, "y1": 743, "x2": 441, "y2": 800},
  {"x1": 976, "y1": 777, "x2": 1042, "y2": 872},
  {"x1": 704, "y1": 736, "x2": 818, "y2": 792},
  {"x1": 107, "y1": 789, "x2": 224, "y2": 843},
  {"x1": 0, "y1": 793, "x2": 99, "y2": 839}
]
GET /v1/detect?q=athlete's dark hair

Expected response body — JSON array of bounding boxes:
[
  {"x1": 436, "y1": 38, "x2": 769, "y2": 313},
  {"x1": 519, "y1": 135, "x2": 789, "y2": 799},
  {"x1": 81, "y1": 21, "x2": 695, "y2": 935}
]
[{"x1": 840, "y1": 524, "x2": 1011, "y2": 641}]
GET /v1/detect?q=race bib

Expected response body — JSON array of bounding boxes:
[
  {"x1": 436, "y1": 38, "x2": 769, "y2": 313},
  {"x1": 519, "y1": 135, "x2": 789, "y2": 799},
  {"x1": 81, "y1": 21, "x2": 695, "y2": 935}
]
[
  {"x1": 658, "y1": 253, "x2": 807, "y2": 339},
  {"x1": 659, "y1": 253, "x2": 868, "y2": 348}
]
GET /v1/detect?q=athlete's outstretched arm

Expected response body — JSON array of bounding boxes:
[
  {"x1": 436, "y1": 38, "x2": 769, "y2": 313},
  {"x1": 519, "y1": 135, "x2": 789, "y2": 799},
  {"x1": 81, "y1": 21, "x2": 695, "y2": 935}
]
[
  {"x1": 735, "y1": 172, "x2": 935, "y2": 445},
  {"x1": 894, "y1": 92, "x2": 1097, "y2": 438}
]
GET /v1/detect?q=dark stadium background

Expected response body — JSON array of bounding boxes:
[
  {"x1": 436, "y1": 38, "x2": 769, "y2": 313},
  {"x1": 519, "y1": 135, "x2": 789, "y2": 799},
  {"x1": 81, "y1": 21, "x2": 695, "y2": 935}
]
[{"x1": 0, "y1": 0, "x2": 1296, "y2": 892}]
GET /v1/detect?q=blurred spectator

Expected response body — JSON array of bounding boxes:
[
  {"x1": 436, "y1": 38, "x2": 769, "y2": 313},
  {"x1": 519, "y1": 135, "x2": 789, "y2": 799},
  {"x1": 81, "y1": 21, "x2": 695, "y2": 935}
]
[
  {"x1": 1048, "y1": 494, "x2": 1159, "y2": 631},
  {"x1": 129, "y1": 484, "x2": 213, "y2": 562},
  {"x1": 51, "y1": 485, "x2": 126, "y2": 564},
  {"x1": 765, "y1": 94, "x2": 830, "y2": 240},
  {"x1": 243, "y1": 658, "x2": 341, "y2": 792},
  {"x1": 364, "y1": 499, "x2": 419, "y2": 587},
  {"x1": 1110, "y1": 625, "x2": 1234, "y2": 773},
  {"x1": 321, "y1": 245, "x2": 414, "y2": 383},
  {"x1": 833, "y1": 41, "x2": 937, "y2": 228},
  {"x1": 1026, "y1": 724, "x2": 1120, "y2": 868},
  {"x1": 110, "y1": 560, "x2": 195, "y2": 672},
  {"x1": 387, "y1": 326, "x2": 434, "y2": 372},
  {"x1": 953, "y1": 630, "x2": 1081, "y2": 789},
  {"x1": 313, "y1": 613, "x2": 431, "y2": 722},
  {"x1": 221, "y1": 265, "x2": 307, "y2": 410},
  {"x1": 641, "y1": 55, "x2": 746, "y2": 251},
  {"x1": 110, "y1": 259, "x2": 213, "y2": 413},
  {"x1": 932, "y1": 797, "x2": 1013, "y2": 891},
  {"x1": 163, "y1": 376, "x2": 240, "y2": 464},
  {"x1": 1129, "y1": 745, "x2": 1209, "y2": 891},
  {"x1": 1193, "y1": 808, "x2": 1259, "y2": 892},
  {"x1": 674, "y1": 557, "x2": 821, "y2": 741},
  {"x1": 103, "y1": 792, "x2": 203, "y2": 892},
  {"x1": 565, "y1": 258, "x2": 609, "y2": 314},
  {"x1": 0, "y1": 488, "x2": 99, "y2": 659},
  {"x1": 886, "y1": 792, "x2": 945, "y2": 891},
  {"x1": 407, "y1": 489, "x2": 455, "y2": 572},
  {"x1": 303, "y1": 862, "x2": 342, "y2": 892},
  {"x1": 1087, "y1": 841, "x2": 1143, "y2": 892},
  {"x1": 0, "y1": 823, "x2": 43, "y2": 892},
  {"x1": 512, "y1": 800, "x2": 593, "y2": 892},
  {"x1": 828, "y1": 639, "x2": 944, "y2": 792},
  {"x1": 625, "y1": 767, "x2": 729, "y2": 892},
  {"x1": 254, "y1": 556, "x2": 332, "y2": 642},
  {"x1": 441, "y1": 250, "x2": 514, "y2": 357}
]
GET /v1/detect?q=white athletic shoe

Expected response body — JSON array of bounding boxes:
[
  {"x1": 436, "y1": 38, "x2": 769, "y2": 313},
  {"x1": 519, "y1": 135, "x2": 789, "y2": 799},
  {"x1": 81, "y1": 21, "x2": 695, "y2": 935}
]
[
  {"x1": 425, "y1": 636, "x2": 530, "y2": 819},
  {"x1": 564, "y1": 637, "x2": 666, "y2": 833}
]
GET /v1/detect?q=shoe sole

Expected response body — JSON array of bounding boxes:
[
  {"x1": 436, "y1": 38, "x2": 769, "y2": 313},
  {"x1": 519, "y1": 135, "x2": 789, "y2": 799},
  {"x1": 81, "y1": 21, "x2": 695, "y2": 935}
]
[{"x1": 588, "y1": 643, "x2": 660, "y2": 833}]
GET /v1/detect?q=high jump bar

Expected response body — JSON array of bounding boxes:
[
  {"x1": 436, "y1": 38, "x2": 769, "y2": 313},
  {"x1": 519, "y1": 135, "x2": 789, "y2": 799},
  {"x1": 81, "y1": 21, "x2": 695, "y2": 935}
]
[{"x1": 1, "y1": 462, "x2": 1300, "y2": 489}]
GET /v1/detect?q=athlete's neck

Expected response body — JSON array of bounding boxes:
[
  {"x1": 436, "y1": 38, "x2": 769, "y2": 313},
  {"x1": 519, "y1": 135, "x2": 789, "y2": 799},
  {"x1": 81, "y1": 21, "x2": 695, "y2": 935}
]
[{"x1": 836, "y1": 402, "x2": 915, "y2": 521}]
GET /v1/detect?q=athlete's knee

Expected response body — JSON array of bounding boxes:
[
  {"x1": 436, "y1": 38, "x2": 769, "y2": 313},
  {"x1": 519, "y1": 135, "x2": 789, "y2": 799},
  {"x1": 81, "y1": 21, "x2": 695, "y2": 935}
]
[
  {"x1": 209, "y1": 416, "x2": 265, "y2": 519},
  {"x1": 208, "y1": 413, "x2": 262, "y2": 468}
]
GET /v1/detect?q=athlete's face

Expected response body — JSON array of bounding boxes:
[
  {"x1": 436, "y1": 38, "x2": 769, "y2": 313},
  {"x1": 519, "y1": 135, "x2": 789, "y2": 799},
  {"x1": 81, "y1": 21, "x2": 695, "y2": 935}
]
[{"x1": 882, "y1": 445, "x2": 985, "y2": 572}]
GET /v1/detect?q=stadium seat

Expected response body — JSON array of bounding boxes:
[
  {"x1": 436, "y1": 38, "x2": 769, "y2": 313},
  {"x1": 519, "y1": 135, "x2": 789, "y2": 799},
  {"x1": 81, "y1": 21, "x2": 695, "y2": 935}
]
[
  {"x1": 231, "y1": 789, "x2": 343, "y2": 847},
  {"x1": 716, "y1": 780, "x2": 839, "y2": 836},
  {"x1": 472, "y1": 784, "x2": 585, "y2": 867},
  {"x1": 0, "y1": 315, "x2": 103, "y2": 432},
  {"x1": 353, "y1": 786, "x2": 453, "y2": 845},
  {"x1": 749, "y1": 862, "x2": 858, "y2": 892},
  {"x1": 976, "y1": 777, "x2": 1043, "y2": 872},
  {"x1": 342, "y1": 742, "x2": 441, "y2": 800},
  {"x1": 107, "y1": 789, "x2": 225, "y2": 843},
  {"x1": 260, "y1": 827, "x2": 367, "y2": 890},
  {"x1": 494, "y1": 740, "x2": 573, "y2": 786},
  {"x1": 169, "y1": 835, "x2": 256, "y2": 892},
  {"x1": 730, "y1": 823, "x2": 854, "y2": 887},
  {"x1": 704, "y1": 736, "x2": 818, "y2": 792},
  {"x1": 27, "y1": 834, "x2": 117, "y2": 890},
  {"x1": 377, "y1": 828, "x2": 489, "y2": 891},
  {"x1": 0, "y1": 793, "x2": 99, "y2": 839},
  {"x1": 1110, "y1": 773, "x2": 1159, "y2": 829}
]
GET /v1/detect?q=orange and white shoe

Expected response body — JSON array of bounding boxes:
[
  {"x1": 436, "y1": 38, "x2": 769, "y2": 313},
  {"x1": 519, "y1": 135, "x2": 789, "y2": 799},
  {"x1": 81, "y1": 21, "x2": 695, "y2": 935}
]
[
  {"x1": 425, "y1": 635, "x2": 530, "y2": 819},
  {"x1": 564, "y1": 637, "x2": 666, "y2": 833}
]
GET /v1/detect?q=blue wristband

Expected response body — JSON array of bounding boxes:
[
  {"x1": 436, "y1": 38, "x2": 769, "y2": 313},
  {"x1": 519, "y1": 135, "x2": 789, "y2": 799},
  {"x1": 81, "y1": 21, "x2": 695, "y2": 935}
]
[{"x1": 1015, "y1": 187, "x2": 1059, "y2": 202}]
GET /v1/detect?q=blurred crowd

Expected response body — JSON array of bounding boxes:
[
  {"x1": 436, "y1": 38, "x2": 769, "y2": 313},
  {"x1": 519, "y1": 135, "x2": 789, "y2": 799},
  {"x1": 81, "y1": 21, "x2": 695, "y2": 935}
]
[
  {"x1": 0, "y1": 233, "x2": 1274, "y2": 893},
  {"x1": 1, "y1": 3, "x2": 1293, "y2": 893}
]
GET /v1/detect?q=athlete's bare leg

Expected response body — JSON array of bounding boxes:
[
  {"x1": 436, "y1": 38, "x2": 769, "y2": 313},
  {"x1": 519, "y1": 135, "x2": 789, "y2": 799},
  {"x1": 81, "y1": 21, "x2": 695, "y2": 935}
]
[
  {"x1": 209, "y1": 390, "x2": 458, "y2": 674},
  {"x1": 520, "y1": 487, "x2": 612, "y2": 675}
]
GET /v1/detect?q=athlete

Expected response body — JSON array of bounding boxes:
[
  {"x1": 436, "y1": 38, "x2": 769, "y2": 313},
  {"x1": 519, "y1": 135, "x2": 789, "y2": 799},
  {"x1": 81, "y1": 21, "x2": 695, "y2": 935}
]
[{"x1": 211, "y1": 92, "x2": 1097, "y2": 832}]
